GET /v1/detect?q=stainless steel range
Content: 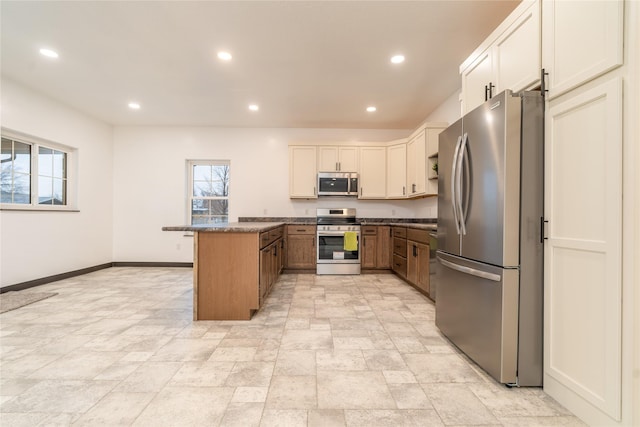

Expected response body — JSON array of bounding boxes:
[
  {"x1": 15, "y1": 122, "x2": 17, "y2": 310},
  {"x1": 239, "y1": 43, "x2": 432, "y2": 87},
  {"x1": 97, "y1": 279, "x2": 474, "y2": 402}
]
[{"x1": 316, "y1": 208, "x2": 360, "y2": 275}]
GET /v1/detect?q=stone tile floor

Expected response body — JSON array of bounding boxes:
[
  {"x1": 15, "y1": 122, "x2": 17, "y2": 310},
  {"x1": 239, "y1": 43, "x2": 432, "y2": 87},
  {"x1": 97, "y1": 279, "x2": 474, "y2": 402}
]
[{"x1": 0, "y1": 267, "x2": 587, "y2": 426}]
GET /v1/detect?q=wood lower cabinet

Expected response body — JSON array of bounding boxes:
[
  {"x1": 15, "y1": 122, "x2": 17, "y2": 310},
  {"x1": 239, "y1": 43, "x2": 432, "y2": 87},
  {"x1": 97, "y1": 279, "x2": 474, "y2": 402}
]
[
  {"x1": 361, "y1": 225, "x2": 392, "y2": 269},
  {"x1": 194, "y1": 225, "x2": 284, "y2": 320},
  {"x1": 391, "y1": 226, "x2": 407, "y2": 278},
  {"x1": 407, "y1": 241, "x2": 430, "y2": 295},
  {"x1": 406, "y1": 228, "x2": 431, "y2": 297},
  {"x1": 286, "y1": 225, "x2": 316, "y2": 269}
]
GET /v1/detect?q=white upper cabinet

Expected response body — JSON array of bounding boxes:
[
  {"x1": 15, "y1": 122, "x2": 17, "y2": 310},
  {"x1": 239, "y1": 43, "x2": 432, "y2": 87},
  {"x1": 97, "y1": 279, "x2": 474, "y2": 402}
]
[
  {"x1": 386, "y1": 143, "x2": 407, "y2": 198},
  {"x1": 406, "y1": 130, "x2": 426, "y2": 196},
  {"x1": 317, "y1": 146, "x2": 359, "y2": 172},
  {"x1": 542, "y1": 0, "x2": 623, "y2": 100},
  {"x1": 358, "y1": 147, "x2": 386, "y2": 199},
  {"x1": 494, "y1": 0, "x2": 541, "y2": 94},
  {"x1": 461, "y1": 0, "x2": 541, "y2": 113},
  {"x1": 406, "y1": 125, "x2": 446, "y2": 197},
  {"x1": 289, "y1": 146, "x2": 317, "y2": 198},
  {"x1": 461, "y1": 49, "x2": 494, "y2": 114}
]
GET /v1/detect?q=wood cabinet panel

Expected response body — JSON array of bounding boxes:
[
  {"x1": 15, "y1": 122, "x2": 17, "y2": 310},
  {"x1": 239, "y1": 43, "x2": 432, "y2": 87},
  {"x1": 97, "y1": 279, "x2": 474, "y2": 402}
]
[
  {"x1": 196, "y1": 232, "x2": 259, "y2": 320},
  {"x1": 407, "y1": 241, "x2": 430, "y2": 295},
  {"x1": 361, "y1": 234, "x2": 377, "y2": 269},
  {"x1": 286, "y1": 233, "x2": 316, "y2": 269},
  {"x1": 376, "y1": 226, "x2": 391, "y2": 269}
]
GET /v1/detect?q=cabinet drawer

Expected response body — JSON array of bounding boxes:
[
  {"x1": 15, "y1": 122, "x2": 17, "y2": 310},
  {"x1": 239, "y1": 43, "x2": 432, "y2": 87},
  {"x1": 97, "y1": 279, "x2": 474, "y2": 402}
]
[
  {"x1": 392, "y1": 226, "x2": 407, "y2": 238},
  {"x1": 393, "y1": 254, "x2": 407, "y2": 277},
  {"x1": 260, "y1": 232, "x2": 271, "y2": 248},
  {"x1": 407, "y1": 228, "x2": 429, "y2": 245},
  {"x1": 269, "y1": 227, "x2": 284, "y2": 241},
  {"x1": 287, "y1": 225, "x2": 316, "y2": 235},
  {"x1": 362, "y1": 225, "x2": 378, "y2": 235},
  {"x1": 393, "y1": 237, "x2": 407, "y2": 257}
]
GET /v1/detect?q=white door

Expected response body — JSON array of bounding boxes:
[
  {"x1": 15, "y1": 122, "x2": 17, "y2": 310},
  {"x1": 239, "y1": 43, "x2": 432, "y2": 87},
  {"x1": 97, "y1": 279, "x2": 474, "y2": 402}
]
[
  {"x1": 359, "y1": 147, "x2": 386, "y2": 199},
  {"x1": 544, "y1": 76, "x2": 622, "y2": 420},
  {"x1": 289, "y1": 146, "x2": 317, "y2": 198},
  {"x1": 338, "y1": 147, "x2": 359, "y2": 172},
  {"x1": 386, "y1": 143, "x2": 407, "y2": 198},
  {"x1": 494, "y1": 0, "x2": 540, "y2": 94},
  {"x1": 317, "y1": 147, "x2": 339, "y2": 172},
  {"x1": 461, "y1": 49, "x2": 493, "y2": 113},
  {"x1": 542, "y1": 0, "x2": 623, "y2": 100}
]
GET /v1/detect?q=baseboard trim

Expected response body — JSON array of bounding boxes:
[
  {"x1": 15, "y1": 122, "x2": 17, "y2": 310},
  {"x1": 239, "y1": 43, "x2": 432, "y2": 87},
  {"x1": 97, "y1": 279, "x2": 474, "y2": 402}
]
[
  {"x1": 0, "y1": 263, "x2": 113, "y2": 293},
  {"x1": 112, "y1": 262, "x2": 193, "y2": 268},
  {"x1": 1, "y1": 262, "x2": 193, "y2": 293}
]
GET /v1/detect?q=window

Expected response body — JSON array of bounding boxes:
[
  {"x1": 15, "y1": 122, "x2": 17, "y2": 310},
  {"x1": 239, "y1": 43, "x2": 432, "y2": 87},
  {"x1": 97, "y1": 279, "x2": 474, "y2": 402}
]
[
  {"x1": 1, "y1": 131, "x2": 74, "y2": 210},
  {"x1": 187, "y1": 160, "x2": 229, "y2": 225}
]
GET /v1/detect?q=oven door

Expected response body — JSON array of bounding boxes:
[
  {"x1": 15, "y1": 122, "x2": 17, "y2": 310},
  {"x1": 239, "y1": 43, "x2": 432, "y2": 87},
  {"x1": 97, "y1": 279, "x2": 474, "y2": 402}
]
[{"x1": 317, "y1": 231, "x2": 360, "y2": 264}]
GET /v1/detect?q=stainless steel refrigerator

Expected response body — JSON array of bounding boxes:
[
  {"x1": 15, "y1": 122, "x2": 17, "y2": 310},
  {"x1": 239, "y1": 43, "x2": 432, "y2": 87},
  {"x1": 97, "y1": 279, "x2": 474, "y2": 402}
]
[{"x1": 435, "y1": 90, "x2": 543, "y2": 386}]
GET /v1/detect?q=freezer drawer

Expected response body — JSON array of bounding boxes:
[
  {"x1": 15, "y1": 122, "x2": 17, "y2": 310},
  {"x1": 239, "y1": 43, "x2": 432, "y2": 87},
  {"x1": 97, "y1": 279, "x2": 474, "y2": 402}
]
[{"x1": 435, "y1": 251, "x2": 519, "y2": 384}]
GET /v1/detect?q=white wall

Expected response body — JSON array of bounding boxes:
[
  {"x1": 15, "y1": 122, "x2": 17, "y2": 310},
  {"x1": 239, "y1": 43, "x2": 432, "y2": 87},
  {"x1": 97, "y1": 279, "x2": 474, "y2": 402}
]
[
  {"x1": 0, "y1": 78, "x2": 113, "y2": 287},
  {"x1": 422, "y1": 89, "x2": 462, "y2": 124},
  {"x1": 112, "y1": 126, "x2": 437, "y2": 262}
]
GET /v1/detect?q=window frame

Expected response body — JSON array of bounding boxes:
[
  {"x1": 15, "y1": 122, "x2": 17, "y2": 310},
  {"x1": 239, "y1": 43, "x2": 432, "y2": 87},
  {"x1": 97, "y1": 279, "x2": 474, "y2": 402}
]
[
  {"x1": 1, "y1": 128, "x2": 77, "y2": 212},
  {"x1": 186, "y1": 159, "x2": 230, "y2": 226}
]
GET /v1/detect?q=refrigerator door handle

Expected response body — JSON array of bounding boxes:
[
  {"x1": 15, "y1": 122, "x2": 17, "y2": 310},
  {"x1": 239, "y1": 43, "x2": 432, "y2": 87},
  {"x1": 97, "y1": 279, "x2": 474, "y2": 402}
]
[
  {"x1": 437, "y1": 256, "x2": 501, "y2": 282},
  {"x1": 456, "y1": 133, "x2": 468, "y2": 235},
  {"x1": 451, "y1": 135, "x2": 463, "y2": 235}
]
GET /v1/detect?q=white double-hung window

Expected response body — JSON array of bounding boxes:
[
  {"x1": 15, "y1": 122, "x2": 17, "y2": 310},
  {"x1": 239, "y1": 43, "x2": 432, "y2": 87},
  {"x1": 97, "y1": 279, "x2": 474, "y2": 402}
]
[
  {"x1": 187, "y1": 160, "x2": 229, "y2": 225},
  {"x1": 1, "y1": 131, "x2": 75, "y2": 210}
]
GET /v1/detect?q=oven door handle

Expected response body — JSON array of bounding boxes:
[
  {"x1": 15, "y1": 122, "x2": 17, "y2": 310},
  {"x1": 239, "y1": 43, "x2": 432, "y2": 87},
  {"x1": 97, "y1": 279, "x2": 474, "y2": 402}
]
[{"x1": 317, "y1": 232, "x2": 360, "y2": 237}]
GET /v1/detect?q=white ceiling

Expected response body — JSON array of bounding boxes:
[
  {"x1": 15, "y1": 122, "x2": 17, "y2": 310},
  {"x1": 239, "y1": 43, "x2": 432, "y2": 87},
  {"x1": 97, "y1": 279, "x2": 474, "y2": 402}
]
[{"x1": 1, "y1": 1, "x2": 519, "y2": 129}]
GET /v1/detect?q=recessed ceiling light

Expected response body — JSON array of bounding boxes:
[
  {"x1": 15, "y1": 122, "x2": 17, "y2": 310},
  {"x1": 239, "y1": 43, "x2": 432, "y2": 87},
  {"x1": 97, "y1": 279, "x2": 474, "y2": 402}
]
[
  {"x1": 217, "y1": 51, "x2": 232, "y2": 61},
  {"x1": 128, "y1": 102, "x2": 141, "y2": 110},
  {"x1": 390, "y1": 54, "x2": 405, "y2": 64},
  {"x1": 39, "y1": 48, "x2": 59, "y2": 59},
  {"x1": 366, "y1": 106, "x2": 377, "y2": 112},
  {"x1": 248, "y1": 104, "x2": 259, "y2": 111}
]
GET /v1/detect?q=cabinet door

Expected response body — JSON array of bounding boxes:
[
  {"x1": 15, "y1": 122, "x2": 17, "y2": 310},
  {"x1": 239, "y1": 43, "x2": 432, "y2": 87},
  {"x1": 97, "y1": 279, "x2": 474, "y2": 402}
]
[
  {"x1": 286, "y1": 234, "x2": 316, "y2": 269},
  {"x1": 289, "y1": 146, "x2": 317, "y2": 198},
  {"x1": 318, "y1": 147, "x2": 339, "y2": 172},
  {"x1": 338, "y1": 147, "x2": 359, "y2": 172},
  {"x1": 361, "y1": 234, "x2": 377, "y2": 269},
  {"x1": 386, "y1": 143, "x2": 407, "y2": 198},
  {"x1": 461, "y1": 49, "x2": 493, "y2": 114},
  {"x1": 407, "y1": 130, "x2": 426, "y2": 196},
  {"x1": 376, "y1": 226, "x2": 391, "y2": 269},
  {"x1": 359, "y1": 147, "x2": 386, "y2": 199},
  {"x1": 494, "y1": 0, "x2": 541, "y2": 94},
  {"x1": 544, "y1": 77, "x2": 622, "y2": 420},
  {"x1": 542, "y1": 0, "x2": 623, "y2": 99},
  {"x1": 318, "y1": 146, "x2": 359, "y2": 172},
  {"x1": 426, "y1": 128, "x2": 444, "y2": 195},
  {"x1": 407, "y1": 241, "x2": 430, "y2": 294},
  {"x1": 259, "y1": 247, "x2": 271, "y2": 305}
]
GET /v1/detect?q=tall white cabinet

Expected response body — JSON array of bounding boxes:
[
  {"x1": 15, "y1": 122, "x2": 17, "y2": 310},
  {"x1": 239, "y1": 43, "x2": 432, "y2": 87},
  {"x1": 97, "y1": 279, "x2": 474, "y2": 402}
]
[
  {"x1": 541, "y1": 1, "x2": 634, "y2": 426},
  {"x1": 459, "y1": 1, "x2": 638, "y2": 425}
]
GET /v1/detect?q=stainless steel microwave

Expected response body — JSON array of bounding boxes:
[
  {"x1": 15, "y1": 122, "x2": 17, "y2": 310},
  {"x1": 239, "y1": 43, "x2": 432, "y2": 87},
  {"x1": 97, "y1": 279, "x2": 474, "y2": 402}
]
[{"x1": 317, "y1": 172, "x2": 358, "y2": 196}]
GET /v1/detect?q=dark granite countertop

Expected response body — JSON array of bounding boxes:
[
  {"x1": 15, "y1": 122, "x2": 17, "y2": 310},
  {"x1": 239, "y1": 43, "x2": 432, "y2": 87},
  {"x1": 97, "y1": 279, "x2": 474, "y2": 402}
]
[
  {"x1": 238, "y1": 217, "x2": 436, "y2": 230},
  {"x1": 162, "y1": 222, "x2": 286, "y2": 233}
]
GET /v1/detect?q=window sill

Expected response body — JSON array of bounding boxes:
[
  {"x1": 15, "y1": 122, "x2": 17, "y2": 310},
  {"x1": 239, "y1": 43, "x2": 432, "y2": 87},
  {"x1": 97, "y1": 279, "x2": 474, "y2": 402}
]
[{"x1": 0, "y1": 204, "x2": 80, "y2": 212}]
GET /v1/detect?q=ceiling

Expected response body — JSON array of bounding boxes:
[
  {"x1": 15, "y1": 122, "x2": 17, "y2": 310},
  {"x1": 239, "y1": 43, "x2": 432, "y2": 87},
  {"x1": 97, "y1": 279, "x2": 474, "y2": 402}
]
[{"x1": 1, "y1": 1, "x2": 519, "y2": 129}]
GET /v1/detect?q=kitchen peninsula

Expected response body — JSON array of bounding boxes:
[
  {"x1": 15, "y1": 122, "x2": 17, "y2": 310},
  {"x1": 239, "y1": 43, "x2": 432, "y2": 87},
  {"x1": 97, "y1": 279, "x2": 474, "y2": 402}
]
[
  {"x1": 163, "y1": 222, "x2": 285, "y2": 320},
  {"x1": 164, "y1": 217, "x2": 436, "y2": 321}
]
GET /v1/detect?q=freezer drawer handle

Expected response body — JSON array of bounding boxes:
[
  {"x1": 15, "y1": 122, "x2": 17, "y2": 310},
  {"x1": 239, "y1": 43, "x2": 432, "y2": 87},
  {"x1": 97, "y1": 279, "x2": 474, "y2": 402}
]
[{"x1": 437, "y1": 256, "x2": 501, "y2": 282}]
